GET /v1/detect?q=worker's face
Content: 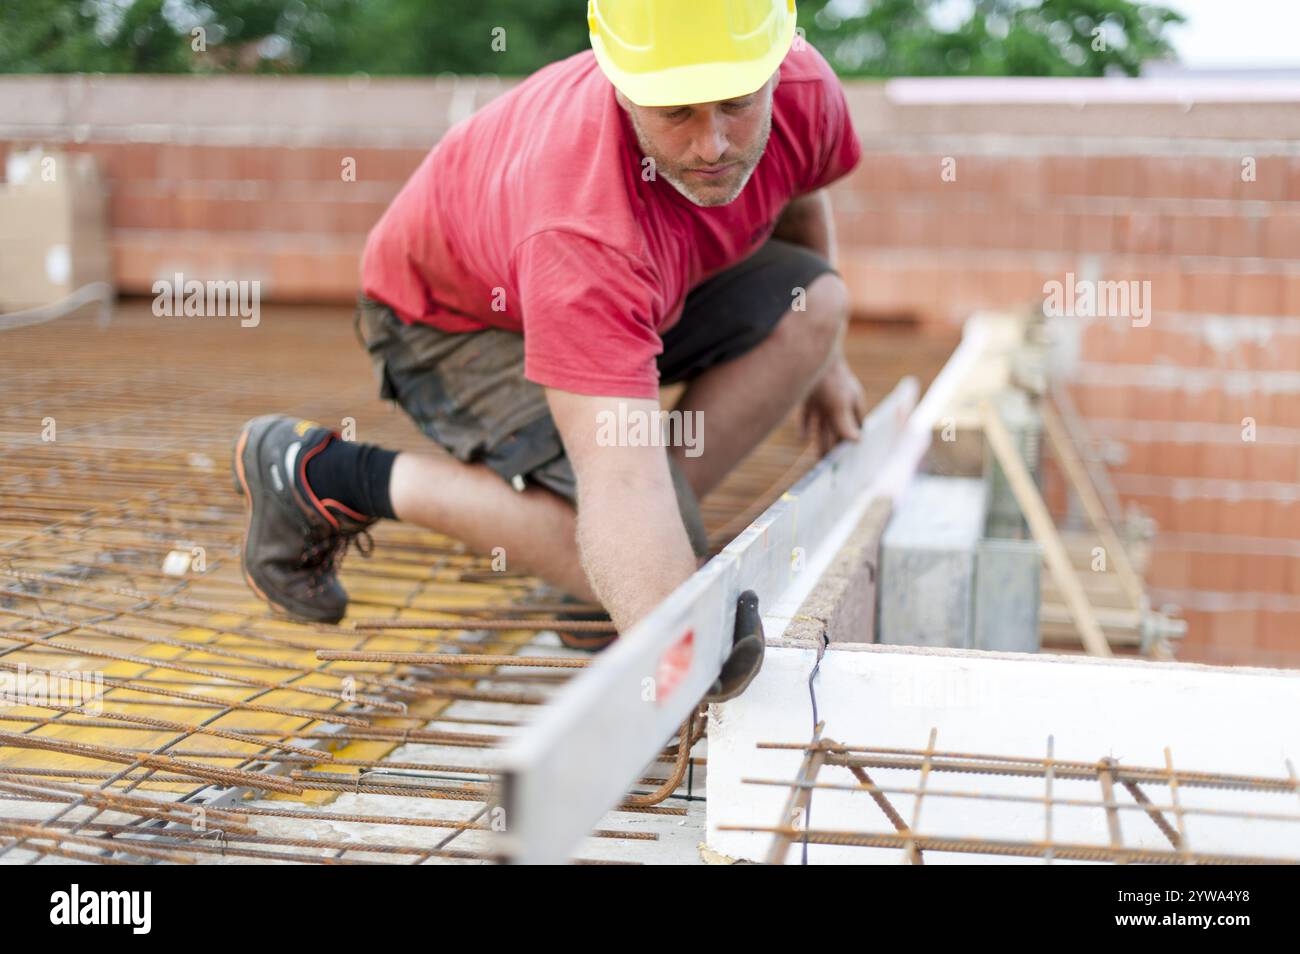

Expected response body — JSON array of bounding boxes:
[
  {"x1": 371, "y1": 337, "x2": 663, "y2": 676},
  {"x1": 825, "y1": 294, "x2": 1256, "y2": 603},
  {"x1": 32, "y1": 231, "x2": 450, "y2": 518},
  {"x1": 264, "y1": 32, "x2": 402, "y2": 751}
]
[{"x1": 621, "y1": 77, "x2": 776, "y2": 208}]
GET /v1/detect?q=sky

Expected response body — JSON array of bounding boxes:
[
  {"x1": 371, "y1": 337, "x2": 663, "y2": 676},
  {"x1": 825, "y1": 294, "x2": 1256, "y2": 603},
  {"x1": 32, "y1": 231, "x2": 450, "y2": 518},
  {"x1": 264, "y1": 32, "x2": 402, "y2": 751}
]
[{"x1": 1163, "y1": 0, "x2": 1300, "y2": 69}]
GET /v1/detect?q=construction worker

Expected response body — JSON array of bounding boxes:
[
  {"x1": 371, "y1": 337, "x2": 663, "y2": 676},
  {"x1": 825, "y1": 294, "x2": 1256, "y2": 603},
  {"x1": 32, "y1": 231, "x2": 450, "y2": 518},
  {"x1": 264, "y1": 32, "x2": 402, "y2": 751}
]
[{"x1": 233, "y1": 0, "x2": 865, "y2": 645}]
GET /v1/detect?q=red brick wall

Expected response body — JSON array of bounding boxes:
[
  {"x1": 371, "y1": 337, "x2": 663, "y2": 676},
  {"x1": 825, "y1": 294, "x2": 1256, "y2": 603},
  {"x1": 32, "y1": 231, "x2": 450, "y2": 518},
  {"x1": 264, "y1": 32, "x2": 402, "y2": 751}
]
[
  {"x1": 833, "y1": 152, "x2": 1300, "y2": 323},
  {"x1": 0, "y1": 140, "x2": 426, "y2": 301},
  {"x1": 0, "y1": 74, "x2": 495, "y2": 301}
]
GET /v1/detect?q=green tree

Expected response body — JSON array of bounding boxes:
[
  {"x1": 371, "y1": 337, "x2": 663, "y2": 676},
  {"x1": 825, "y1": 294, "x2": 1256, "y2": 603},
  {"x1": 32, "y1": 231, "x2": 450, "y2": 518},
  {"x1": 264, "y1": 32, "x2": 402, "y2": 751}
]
[
  {"x1": 0, "y1": 0, "x2": 1183, "y2": 78},
  {"x1": 0, "y1": 0, "x2": 180, "y2": 73},
  {"x1": 801, "y1": 0, "x2": 1184, "y2": 77},
  {"x1": 287, "y1": 0, "x2": 590, "y2": 75}
]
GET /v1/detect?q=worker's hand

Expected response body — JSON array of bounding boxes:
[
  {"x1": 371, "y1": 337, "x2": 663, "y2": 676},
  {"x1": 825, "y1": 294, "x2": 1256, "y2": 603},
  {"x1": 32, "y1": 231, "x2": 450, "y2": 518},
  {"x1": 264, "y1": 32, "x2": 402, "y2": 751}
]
[{"x1": 800, "y1": 353, "x2": 868, "y2": 456}]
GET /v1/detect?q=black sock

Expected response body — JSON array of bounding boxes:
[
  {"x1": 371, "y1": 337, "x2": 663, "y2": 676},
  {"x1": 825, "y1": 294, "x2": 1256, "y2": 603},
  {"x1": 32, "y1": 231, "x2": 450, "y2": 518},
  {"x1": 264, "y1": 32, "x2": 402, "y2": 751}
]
[{"x1": 303, "y1": 439, "x2": 399, "y2": 521}]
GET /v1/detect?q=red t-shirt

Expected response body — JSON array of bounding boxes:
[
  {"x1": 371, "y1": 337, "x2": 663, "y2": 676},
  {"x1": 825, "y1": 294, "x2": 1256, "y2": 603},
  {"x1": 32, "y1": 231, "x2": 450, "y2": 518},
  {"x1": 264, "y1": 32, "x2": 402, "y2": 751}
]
[{"x1": 362, "y1": 45, "x2": 861, "y2": 400}]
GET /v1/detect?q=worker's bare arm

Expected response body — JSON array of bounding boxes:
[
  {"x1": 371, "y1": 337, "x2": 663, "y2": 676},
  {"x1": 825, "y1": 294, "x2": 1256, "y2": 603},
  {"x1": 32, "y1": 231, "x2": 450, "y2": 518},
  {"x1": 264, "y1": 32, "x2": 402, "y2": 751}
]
[
  {"x1": 772, "y1": 188, "x2": 836, "y2": 264},
  {"x1": 545, "y1": 388, "x2": 699, "y2": 634}
]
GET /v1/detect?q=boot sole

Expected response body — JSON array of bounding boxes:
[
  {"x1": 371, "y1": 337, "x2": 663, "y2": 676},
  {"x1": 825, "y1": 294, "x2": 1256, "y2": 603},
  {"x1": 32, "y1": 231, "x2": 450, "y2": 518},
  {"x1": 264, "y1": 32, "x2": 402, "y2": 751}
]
[{"x1": 557, "y1": 630, "x2": 617, "y2": 652}]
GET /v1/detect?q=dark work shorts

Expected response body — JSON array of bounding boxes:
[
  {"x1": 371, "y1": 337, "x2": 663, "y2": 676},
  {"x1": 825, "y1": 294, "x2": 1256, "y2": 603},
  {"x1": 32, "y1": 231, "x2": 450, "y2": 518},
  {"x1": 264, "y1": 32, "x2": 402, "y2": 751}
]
[{"x1": 355, "y1": 237, "x2": 834, "y2": 555}]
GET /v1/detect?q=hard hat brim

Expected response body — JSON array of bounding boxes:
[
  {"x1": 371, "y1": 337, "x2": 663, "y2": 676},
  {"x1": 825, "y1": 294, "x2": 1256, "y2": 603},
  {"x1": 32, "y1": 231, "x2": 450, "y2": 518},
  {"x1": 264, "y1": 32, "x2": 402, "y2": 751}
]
[{"x1": 591, "y1": 16, "x2": 795, "y2": 107}]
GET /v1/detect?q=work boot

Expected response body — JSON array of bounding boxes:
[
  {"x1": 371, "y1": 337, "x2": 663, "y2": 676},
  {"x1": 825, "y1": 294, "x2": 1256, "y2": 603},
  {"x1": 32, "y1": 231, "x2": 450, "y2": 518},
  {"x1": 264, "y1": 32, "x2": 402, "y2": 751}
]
[{"x1": 232, "y1": 415, "x2": 375, "y2": 624}]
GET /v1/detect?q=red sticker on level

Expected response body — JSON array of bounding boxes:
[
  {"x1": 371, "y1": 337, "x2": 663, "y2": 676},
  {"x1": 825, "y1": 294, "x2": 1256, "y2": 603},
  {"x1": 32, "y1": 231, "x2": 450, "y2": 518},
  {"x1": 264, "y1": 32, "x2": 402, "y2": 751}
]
[{"x1": 654, "y1": 629, "x2": 694, "y2": 704}]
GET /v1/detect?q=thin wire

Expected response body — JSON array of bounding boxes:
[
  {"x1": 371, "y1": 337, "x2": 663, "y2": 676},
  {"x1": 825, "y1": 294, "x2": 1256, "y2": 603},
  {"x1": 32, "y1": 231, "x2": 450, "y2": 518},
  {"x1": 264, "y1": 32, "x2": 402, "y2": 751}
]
[{"x1": 802, "y1": 631, "x2": 829, "y2": 865}]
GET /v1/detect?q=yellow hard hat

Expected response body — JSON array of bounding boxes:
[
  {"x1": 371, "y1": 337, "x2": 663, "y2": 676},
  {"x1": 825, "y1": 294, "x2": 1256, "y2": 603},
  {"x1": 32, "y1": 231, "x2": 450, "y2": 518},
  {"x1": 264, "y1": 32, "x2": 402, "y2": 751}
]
[{"x1": 588, "y1": 0, "x2": 797, "y2": 107}]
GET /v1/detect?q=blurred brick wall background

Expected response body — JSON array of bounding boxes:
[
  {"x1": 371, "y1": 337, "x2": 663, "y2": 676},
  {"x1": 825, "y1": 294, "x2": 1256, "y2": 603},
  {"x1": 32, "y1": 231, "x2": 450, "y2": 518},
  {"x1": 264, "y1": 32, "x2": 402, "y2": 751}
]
[{"x1": 1, "y1": 72, "x2": 1297, "y2": 666}]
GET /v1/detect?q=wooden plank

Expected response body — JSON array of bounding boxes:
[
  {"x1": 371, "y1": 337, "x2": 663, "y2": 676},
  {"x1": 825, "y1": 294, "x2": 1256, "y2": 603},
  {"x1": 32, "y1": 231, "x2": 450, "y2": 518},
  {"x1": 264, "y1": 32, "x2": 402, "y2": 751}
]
[
  {"x1": 1049, "y1": 384, "x2": 1129, "y2": 528},
  {"x1": 980, "y1": 400, "x2": 1112, "y2": 657},
  {"x1": 1041, "y1": 399, "x2": 1147, "y2": 610}
]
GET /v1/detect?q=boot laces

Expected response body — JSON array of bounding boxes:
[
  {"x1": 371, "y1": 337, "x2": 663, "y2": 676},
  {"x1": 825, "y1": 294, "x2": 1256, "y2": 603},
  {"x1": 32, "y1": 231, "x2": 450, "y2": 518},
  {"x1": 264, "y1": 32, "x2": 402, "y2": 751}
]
[{"x1": 299, "y1": 523, "x2": 374, "y2": 582}]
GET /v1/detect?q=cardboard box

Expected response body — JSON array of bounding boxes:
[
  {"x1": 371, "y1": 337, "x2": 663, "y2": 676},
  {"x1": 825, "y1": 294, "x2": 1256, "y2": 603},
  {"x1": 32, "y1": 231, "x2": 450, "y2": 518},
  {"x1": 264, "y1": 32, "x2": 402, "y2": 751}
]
[{"x1": 0, "y1": 148, "x2": 113, "y2": 312}]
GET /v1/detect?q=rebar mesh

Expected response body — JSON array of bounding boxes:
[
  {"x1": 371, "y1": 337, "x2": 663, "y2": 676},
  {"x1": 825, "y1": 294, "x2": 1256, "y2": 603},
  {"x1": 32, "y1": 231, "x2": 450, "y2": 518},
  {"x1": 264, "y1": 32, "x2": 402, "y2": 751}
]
[{"x1": 1, "y1": 301, "x2": 955, "y2": 864}]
